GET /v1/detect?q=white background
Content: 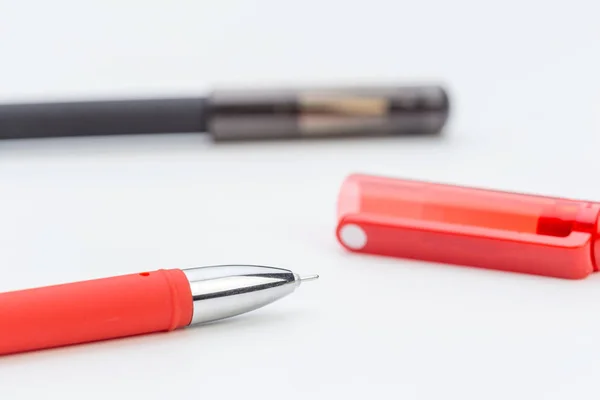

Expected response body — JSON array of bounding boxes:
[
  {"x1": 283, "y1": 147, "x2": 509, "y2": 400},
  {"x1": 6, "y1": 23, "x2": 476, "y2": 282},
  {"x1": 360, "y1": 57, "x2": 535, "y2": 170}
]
[{"x1": 1, "y1": 1, "x2": 600, "y2": 399}]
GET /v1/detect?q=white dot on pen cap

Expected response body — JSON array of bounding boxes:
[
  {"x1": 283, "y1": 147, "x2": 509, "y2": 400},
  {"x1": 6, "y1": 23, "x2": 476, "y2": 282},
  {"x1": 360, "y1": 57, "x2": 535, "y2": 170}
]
[{"x1": 340, "y1": 224, "x2": 367, "y2": 250}]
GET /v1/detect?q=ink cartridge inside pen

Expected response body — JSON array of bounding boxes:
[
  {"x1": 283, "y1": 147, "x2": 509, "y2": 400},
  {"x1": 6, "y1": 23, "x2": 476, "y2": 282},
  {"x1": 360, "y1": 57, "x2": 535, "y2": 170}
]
[{"x1": 336, "y1": 173, "x2": 600, "y2": 279}]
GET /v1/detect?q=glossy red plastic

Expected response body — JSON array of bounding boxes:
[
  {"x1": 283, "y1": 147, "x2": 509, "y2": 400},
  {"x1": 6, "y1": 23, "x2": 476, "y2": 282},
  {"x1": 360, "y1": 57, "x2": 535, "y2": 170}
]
[{"x1": 336, "y1": 173, "x2": 600, "y2": 279}]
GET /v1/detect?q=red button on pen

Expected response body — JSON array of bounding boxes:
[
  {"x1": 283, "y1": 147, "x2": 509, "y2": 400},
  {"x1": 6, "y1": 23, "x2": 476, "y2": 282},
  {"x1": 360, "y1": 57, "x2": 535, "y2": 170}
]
[{"x1": 335, "y1": 173, "x2": 600, "y2": 279}]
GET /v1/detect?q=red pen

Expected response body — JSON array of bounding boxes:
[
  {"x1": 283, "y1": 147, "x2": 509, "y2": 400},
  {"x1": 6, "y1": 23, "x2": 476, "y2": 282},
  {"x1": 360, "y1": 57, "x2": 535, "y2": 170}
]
[
  {"x1": 335, "y1": 173, "x2": 600, "y2": 279},
  {"x1": 0, "y1": 265, "x2": 318, "y2": 355}
]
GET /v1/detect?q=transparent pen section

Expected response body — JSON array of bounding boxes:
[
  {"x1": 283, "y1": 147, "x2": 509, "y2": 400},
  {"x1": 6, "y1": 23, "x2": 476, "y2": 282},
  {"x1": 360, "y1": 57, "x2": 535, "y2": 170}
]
[{"x1": 338, "y1": 174, "x2": 592, "y2": 238}]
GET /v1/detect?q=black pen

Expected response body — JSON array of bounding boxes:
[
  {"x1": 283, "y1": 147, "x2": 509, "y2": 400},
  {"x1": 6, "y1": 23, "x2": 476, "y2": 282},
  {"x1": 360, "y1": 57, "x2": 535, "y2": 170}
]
[{"x1": 0, "y1": 83, "x2": 450, "y2": 141}]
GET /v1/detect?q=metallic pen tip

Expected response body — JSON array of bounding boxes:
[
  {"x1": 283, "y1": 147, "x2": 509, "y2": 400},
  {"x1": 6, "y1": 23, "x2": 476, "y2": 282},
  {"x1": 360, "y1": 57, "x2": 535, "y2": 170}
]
[{"x1": 299, "y1": 274, "x2": 319, "y2": 282}]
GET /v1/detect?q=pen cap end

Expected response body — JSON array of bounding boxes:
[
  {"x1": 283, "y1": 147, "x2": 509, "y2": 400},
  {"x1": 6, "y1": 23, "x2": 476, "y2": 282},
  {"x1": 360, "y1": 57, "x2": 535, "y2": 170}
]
[
  {"x1": 589, "y1": 226, "x2": 600, "y2": 274},
  {"x1": 586, "y1": 203, "x2": 600, "y2": 271},
  {"x1": 208, "y1": 83, "x2": 450, "y2": 141},
  {"x1": 574, "y1": 203, "x2": 600, "y2": 272}
]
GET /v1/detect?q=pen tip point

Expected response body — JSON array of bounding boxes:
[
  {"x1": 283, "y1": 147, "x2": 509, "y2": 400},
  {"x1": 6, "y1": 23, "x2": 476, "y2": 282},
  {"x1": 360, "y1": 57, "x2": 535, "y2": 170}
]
[{"x1": 299, "y1": 274, "x2": 319, "y2": 282}]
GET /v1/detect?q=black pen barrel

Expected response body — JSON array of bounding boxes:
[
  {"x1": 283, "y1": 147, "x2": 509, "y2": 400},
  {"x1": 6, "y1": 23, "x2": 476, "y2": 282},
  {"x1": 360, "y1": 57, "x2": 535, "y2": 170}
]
[{"x1": 0, "y1": 97, "x2": 208, "y2": 139}]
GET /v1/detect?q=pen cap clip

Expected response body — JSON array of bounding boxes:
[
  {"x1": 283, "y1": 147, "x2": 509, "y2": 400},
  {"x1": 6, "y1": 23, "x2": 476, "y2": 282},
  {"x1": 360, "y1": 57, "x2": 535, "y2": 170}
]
[{"x1": 335, "y1": 173, "x2": 600, "y2": 279}]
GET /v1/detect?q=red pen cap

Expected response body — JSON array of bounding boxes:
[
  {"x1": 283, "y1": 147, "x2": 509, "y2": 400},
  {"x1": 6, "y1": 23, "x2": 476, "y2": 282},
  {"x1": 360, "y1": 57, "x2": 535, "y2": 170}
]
[{"x1": 335, "y1": 173, "x2": 600, "y2": 279}]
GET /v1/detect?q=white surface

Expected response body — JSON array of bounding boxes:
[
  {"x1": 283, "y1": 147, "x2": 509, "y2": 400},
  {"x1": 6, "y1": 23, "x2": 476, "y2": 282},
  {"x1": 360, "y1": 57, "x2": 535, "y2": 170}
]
[{"x1": 1, "y1": 0, "x2": 600, "y2": 399}]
